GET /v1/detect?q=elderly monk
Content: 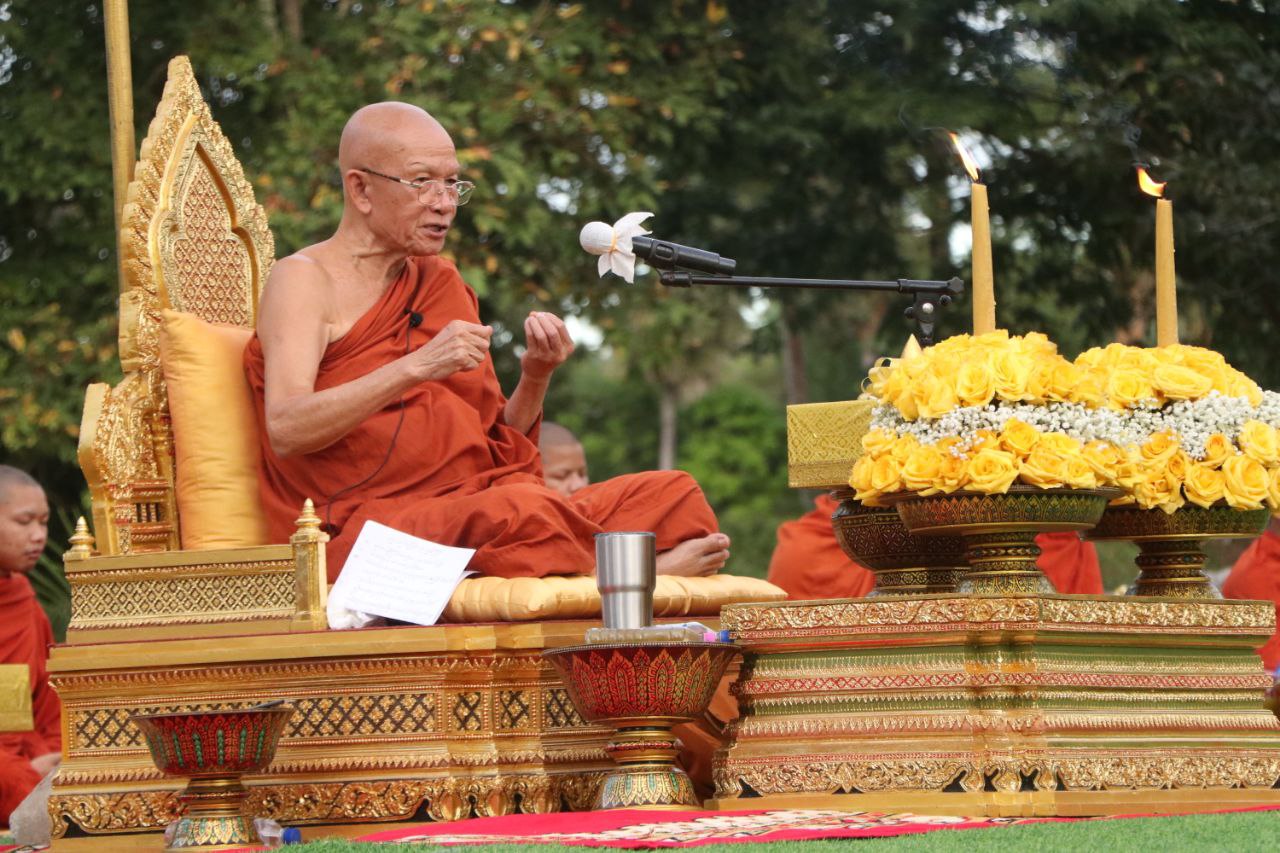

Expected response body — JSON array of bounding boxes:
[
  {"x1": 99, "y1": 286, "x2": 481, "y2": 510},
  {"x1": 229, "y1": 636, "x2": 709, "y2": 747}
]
[
  {"x1": 1223, "y1": 518, "x2": 1280, "y2": 672},
  {"x1": 767, "y1": 492, "x2": 1104, "y2": 599},
  {"x1": 539, "y1": 422, "x2": 731, "y2": 576},
  {"x1": 245, "y1": 103, "x2": 720, "y2": 581},
  {"x1": 0, "y1": 467, "x2": 61, "y2": 824}
]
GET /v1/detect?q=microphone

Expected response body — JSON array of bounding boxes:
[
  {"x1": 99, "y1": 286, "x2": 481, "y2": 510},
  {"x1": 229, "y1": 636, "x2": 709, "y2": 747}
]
[
  {"x1": 404, "y1": 308, "x2": 423, "y2": 328},
  {"x1": 630, "y1": 236, "x2": 736, "y2": 276}
]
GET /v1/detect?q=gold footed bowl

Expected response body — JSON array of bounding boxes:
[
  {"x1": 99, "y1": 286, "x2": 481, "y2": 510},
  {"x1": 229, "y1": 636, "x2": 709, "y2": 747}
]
[
  {"x1": 1087, "y1": 504, "x2": 1269, "y2": 598},
  {"x1": 130, "y1": 706, "x2": 294, "y2": 851},
  {"x1": 886, "y1": 485, "x2": 1117, "y2": 594},
  {"x1": 831, "y1": 492, "x2": 967, "y2": 595},
  {"x1": 543, "y1": 642, "x2": 739, "y2": 810}
]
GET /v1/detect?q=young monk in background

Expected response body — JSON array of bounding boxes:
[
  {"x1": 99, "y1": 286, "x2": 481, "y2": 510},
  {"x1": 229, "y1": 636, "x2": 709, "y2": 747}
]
[
  {"x1": 538, "y1": 422, "x2": 730, "y2": 576},
  {"x1": 767, "y1": 492, "x2": 1104, "y2": 599},
  {"x1": 0, "y1": 466, "x2": 61, "y2": 825},
  {"x1": 245, "y1": 103, "x2": 724, "y2": 582},
  {"x1": 1223, "y1": 517, "x2": 1280, "y2": 672}
]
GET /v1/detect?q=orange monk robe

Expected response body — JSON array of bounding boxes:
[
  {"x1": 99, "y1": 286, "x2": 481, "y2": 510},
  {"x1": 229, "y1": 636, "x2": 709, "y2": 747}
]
[
  {"x1": 766, "y1": 496, "x2": 1103, "y2": 599},
  {"x1": 1222, "y1": 529, "x2": 1280, "y2": 671},
  {"x1": 0, "y1": 574, "x2": 61, "y2": 823},
  {"x1": 245, "y1": 257, "x2": 717, "y2": 581}
]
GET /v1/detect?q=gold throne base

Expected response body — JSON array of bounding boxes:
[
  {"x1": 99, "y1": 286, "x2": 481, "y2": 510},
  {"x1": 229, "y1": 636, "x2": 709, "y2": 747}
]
[
  {"x1": 48, "y1": 619, "x2": 616, "y2": 840},
  {"x1": 710, "y1": 594, "x2": 1280, "y2": 817}
]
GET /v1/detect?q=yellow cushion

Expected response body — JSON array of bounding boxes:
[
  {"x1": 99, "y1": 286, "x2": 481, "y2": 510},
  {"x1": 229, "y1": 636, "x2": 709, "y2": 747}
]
[
  {"x1": 440, "y1": 573, "x2": 786, "y2": 623},
  {"x1": 160, "y1": 309, "x2": 270, "y2": 550}
]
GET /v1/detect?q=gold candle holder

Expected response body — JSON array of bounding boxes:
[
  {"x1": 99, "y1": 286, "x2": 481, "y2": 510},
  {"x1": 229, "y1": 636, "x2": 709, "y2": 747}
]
[
  {"x1": 1088, "y1": 504, "x2": 1269, "y2": 598},
  {"x1": 543, "y1": 642, "x2": 738, "y2": 810}
]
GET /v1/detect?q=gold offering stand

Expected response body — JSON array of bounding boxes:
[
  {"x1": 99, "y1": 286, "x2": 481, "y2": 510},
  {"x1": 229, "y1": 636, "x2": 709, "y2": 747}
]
[
  {"x1": 543, "y1": 642, "x2": 739, "y2": 810},
  {"x1": 713, "y1": 402, "x2": 1280, "y2": 816},
  {"x1": 1089, "y1": 505, "x2": 1270, "y2": 598},
  {"x1": 830, "y1": 490, "x2": 967, "y2": 595}
]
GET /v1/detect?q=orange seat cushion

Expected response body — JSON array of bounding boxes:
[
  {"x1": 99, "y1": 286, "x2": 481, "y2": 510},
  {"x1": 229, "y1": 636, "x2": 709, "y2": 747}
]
[{"x1": 160, "y1": 309, "x2": 270, "y2": 550}]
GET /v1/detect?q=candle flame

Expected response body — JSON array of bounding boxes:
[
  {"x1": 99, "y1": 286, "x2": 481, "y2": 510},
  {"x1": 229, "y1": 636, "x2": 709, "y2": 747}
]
[
  {"x1": 1136, "y1": 167, "x2": 1167, "y2": 199},
  {"x1": 949, "y1": 132, "x2": 981, "y2": 183}
]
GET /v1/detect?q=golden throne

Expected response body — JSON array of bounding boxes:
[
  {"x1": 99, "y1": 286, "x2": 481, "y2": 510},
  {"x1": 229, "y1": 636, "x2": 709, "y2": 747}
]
[{"x1": 47, "y1": 56, "x2": 782, "y2": 841}]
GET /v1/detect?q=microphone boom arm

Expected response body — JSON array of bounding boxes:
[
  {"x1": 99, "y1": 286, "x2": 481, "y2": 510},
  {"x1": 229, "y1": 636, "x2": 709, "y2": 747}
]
[{"x1": 658, "y1": 272, "x2": 965, "y2": 346}]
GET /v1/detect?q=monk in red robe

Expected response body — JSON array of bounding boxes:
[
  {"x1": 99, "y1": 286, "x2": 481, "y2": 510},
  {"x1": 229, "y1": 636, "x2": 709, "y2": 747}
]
[
  {"x1": 767, "y1": 492, "x2": 1104, "y2": 599},
  {"x1": 1223, "y1": 518, "x2": 1280, "y2": 672},
  {"x1": 0, "y1": 466, "x2": 61, "y2": 825},
  {"x1": 538, "y1": 422, "x2": 730, "y2": 576},
  {"x1": 245, "y1": 103, "x2": 722, "y2": 581}
]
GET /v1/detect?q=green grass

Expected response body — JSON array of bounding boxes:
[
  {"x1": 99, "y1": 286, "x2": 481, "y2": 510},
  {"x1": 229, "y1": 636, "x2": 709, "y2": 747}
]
[{"x1": 287, "y1": 809, "x2": 1279, "y2": 852}]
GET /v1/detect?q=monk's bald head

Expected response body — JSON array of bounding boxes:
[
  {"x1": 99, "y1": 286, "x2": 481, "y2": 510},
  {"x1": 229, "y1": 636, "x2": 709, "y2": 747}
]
[
  {"x1": 0, "y1": 466, "x2": 40, "y2": 505},
  {"x1": 539, "y1": 422, "x2": 581, "y2": 451},
  {"x1": 540, "y1": 423, "x2": 589, "y2": 498},
  {"x1": 338, "y1": 102, "x2": 453, "y2": 175}
]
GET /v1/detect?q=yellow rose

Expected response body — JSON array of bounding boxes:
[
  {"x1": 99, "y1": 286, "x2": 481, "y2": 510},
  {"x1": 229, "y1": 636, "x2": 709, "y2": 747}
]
[
  {"x1": 1082, "y1": 441, "x2": 1122, "y2": 485},
  {"x1": 1269, "y1": 466, "x2": 1280, "y2": 512},
  {"x1": 1107, "y1": 369, "x2": 1156, "y2": 410},
  {"x1": 1152, "y1": 363, "x2": 1213, "y2": 401},
  {"x1": 1239, "y1": 420, "x2": 1280, "y2": 466},
  {"x1": 989, "y1": 350, "x2": 1032, "y2": 402},
  {"x1": 1044, "y1": 362, "x2": 1084, "y2": 403},
  {"x1": 850, "y1": 454, "x2": 876, "y2": 496},
  {"x1": 891, "y1": 435, "x2": 920, "y2": 465},
  {"x1": 867, "y1": 455, "x2": 904, "y2": 497},
  {"x1": 1165, "y1": 450, "x2": 1190, "y2": 485},
  {"x1": 1184, "y1": 463, "x2": 1226, "y2": 509},
  {"x1": 902, "y1": 445, "x2": 945, "y2": 493},
  {"x1": 1020, "y1": 445, "x2": 1071, "y2": 489},
  {"x1": 968, "y1": 429, "x2": 1000, "y2": 454},
  {"x1": 915, "y1": 375, "x2": 960, "y2": 419},
  {"x1": 1201, "y1": 434, "x2": 1232, "y2": 469},
  {"x1": 861, "y1": 429, "x2": 896, "y2": 457},
  {"x1": 1140, "y1": 432, "x2": 1180, "y2": 467},
  {"x1": 1222, "y1": 454, "x2": 1269, "y2": 510},
  {"x1": 1065, "y1": 456, "x2": 1099, "y2": 489},
  {"x1": 1072, "y1": 370, "x2": 1106, "y2": 407},
  {"x1": 935, "y1": 452, "x2": 971, "y2": 494},
  {"x1": 966, "y1": 448, "x2": 1020, "y2": 494},
  {"x1": 1135, "y1": 470, "x2": 1185, "y2": 514},
  {"x1": 955, "y1": 361, "x2": 996, "y2": 407},
  {"x1": 1039, "y1": 432, "x2": 1083, "y2": 456},
  {"x1": 999, "y1": 419, "x2": 1040, "y2": 459}
]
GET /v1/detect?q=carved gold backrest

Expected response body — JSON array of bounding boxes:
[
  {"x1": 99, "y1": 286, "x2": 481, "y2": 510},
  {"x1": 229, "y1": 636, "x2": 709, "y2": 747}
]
[{"x1": 79, "y1": 55, "x2": 274, "y2": 556}]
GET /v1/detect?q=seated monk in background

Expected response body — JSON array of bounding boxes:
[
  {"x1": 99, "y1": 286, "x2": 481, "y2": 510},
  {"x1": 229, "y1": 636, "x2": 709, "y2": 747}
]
[
  {"x1": 0, "y1": 467, "x2": 61, "y2": 824},
  {"x1": 245, "y1": 103, "x2": 721, "y2": 581},
  {"x1": 767, "y1": 492, "x2": 1104, "y2": 599},
  {"x1": 1223, "y1": 517, "x2": 1280, "y2": 673},
  {"x1": 538, "y1": 422, "x2": 731, "y2": 576}
]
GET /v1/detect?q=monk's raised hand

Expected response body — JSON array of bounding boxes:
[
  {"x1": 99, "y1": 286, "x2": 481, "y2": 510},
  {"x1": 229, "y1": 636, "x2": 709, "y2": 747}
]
[
  {"x1": 414, "y1": 319, "x2": 492, "y2": 381},
  {"x1": 521, "y1": 311, "x2": 574, "y2": 380}
]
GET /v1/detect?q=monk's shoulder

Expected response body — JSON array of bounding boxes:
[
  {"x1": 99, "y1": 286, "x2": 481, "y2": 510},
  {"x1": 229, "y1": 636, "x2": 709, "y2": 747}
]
[{"x1": 260, "y1": 252, "x2": 334, "y2": 319}]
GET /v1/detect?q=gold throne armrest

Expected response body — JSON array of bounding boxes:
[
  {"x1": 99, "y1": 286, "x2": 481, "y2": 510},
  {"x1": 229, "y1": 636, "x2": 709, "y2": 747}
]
[{"x1": 67, "y1": 56, "x2": 326, "y2": 643}]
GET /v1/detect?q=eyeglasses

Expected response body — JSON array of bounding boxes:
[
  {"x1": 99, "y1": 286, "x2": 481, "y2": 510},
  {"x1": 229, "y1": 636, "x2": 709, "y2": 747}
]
[{"x1": 359, "y1": 168, "x2": 476, "y2": 206}]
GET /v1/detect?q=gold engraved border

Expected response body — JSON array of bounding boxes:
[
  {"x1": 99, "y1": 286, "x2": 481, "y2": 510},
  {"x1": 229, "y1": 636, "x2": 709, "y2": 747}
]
[{"x1": 69, "y1": 562, "x2": 294, "y2": 628}]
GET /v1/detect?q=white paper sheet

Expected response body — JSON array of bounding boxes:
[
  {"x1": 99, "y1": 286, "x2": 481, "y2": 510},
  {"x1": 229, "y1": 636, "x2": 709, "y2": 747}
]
[{"x1": 326, "y1": 521, "x2": 476, "y2": 628}]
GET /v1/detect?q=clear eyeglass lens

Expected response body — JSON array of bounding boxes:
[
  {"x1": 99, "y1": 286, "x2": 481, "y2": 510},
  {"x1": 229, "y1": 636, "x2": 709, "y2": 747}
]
[{"x1": 417, "y1": 180, "x2": 475, "y2": 206}]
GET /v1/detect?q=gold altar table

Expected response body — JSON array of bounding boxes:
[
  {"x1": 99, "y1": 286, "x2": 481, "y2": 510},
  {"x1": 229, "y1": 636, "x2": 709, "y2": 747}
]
[{"x1": 711, "y1": 593, "x2": 1280, "y2": 817}]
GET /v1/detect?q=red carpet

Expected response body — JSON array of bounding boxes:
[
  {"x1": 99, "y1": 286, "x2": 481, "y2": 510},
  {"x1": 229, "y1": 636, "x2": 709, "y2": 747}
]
[{"x1": 351, "y1": 805, "x2": 1280, "y2": 847}]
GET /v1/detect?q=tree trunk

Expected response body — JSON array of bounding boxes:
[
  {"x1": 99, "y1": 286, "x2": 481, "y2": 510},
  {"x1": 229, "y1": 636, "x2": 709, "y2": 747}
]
[
  {"x1": 779, "y1": 299, "x2": 809, "y2": 405},
  {"x1": 281, "y1": 0, "x2": 303, "y2": 44},
  {"x1": 658, "y1": 385, "x2": 678, "y2": 471},
  {"x1": 258, "y1": 0, "x2": 279, "y2": 39}
]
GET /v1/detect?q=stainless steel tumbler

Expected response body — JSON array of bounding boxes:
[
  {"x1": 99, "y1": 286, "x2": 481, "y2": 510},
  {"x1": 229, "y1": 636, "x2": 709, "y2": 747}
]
[{"x1": 595, "y1": 531, "x2": 657, "y2": 629}]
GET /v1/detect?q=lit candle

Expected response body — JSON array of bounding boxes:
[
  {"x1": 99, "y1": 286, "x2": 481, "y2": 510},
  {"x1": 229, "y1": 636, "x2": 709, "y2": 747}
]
[
  {"x1": 1137, "y1": 167, "x2": 1178, "y2": 346},
  {"x1": 950, "y1": 133, "x2": 995, "y2": 334}
]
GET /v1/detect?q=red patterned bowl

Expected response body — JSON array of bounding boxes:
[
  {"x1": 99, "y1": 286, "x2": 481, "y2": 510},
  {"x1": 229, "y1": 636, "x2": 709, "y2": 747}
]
[
  {"x1": 544, "y1": 642, "x2": 739, "y2": 724},
  {"x1": 130, "y1": 706, "x2": 294, "y2": 777}
]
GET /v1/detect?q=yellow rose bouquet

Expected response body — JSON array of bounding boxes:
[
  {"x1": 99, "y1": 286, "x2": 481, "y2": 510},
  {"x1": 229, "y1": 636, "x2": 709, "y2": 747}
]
[
  {"x1": 852, "y1": 331, "x2": 1126, "y2": 504},
  {"x1": 1074, "y1": 344, "x2": 1280, "y2": 514}
]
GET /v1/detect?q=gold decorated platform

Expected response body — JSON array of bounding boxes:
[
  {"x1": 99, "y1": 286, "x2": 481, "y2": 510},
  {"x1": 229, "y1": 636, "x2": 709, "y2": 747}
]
[
  {"x1": 711, "y1": 594, "x2": 1280, "y2": 816},
  {"x1": 48, "y1": 619, "x2": 614, "y2": 839}
]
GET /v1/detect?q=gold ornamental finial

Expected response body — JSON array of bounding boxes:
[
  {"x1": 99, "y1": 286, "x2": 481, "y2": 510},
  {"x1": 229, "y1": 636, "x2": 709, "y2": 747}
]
[
  {"x1": 294, "y1": 498, "x2": 322, "y2": 533},
  {"x1": 900, "y1": 335, "x2": 923, "y2": 361},
  {"x1": 66, "y1": 517, "x2": 96, "y2": 560},
  {"x1": 290, "y1": 499, "x2": 329, "y2": 632}
]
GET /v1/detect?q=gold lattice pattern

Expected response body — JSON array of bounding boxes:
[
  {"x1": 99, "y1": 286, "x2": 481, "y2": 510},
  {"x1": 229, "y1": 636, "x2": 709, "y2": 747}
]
[
  {"x1": 544, "y1": 688, "x2": 585, "y2": 729},
  {"x1": 71, "y1": 692, "x2": 441, "y2": 751},
  {"x1": 786, "y1": 400, "x2": 874, "y2": 489},
  {"x1": 451, "y1": 692, "x2": 485, "y2": 731},
  {"x1": 498, "y1": 690, "x2": 531, "y2": 729},
  {"x1": 70, "y1": 568, "x2": 294, "y2": 625}
]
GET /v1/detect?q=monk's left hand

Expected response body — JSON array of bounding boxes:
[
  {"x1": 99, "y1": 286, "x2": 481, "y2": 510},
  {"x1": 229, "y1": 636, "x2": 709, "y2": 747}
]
[{"x1": 521, "y1": 311, "x2": 574, "y2": 380}]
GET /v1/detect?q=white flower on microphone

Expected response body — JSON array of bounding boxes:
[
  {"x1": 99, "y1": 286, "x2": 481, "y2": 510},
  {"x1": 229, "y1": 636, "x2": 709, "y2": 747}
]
[{"x1": 578, "y1": 211, "x2": 653, "y2": 283}]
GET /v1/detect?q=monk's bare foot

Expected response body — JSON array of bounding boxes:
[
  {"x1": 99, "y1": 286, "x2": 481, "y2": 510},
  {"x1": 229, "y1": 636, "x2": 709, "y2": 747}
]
[{"x1": 656, "y1": 533, "x2": 731, "y2": 577}]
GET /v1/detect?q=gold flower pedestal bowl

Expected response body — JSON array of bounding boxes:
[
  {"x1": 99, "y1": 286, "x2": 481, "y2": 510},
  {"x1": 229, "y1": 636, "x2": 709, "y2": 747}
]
[
  {"x1": 1087, "y1": 504, "x2": 1269, "y2": 598},
  {"x1": 130, "y1": 706, "x2": 294, "y2": 851},
  {"x1": 886, "y1": 486, "x2": 1117, "y2": 594},
  {"x1": 831, "y1": 491, "x2": 967, "y2": 595},
  {"x1": 542, "y1": 642, "x2": 739, "y2": 810}
]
